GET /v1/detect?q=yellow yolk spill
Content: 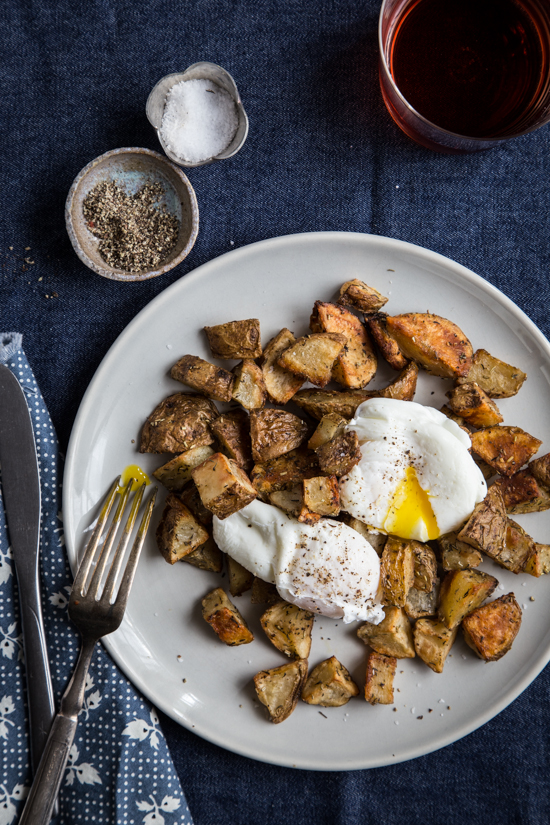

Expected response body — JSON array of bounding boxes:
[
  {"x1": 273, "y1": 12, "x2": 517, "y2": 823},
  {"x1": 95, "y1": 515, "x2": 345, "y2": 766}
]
[
  {"x1": 384, "y1": 466, "x2": 439, "y2": 540},
  {"x1": 118, "y1": 464, "x2": 150, "y2": 493}
]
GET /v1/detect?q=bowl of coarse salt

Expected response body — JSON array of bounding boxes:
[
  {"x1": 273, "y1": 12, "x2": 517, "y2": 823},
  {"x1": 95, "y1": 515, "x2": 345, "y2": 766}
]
[{"x1": 146, "y1": 62, "x2": 249, "y2": 168}]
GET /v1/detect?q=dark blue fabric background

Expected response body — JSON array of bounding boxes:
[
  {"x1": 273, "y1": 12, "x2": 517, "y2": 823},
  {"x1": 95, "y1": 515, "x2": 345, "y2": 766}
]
[{"x1": 3, "y1": 1, "x2": 550, "y2": 823}]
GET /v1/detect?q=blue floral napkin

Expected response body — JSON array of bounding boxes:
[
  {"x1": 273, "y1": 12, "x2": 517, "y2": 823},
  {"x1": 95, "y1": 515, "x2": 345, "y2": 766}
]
[{"x1": 0, "y1": 333, "x2": 194, "y2": 825}]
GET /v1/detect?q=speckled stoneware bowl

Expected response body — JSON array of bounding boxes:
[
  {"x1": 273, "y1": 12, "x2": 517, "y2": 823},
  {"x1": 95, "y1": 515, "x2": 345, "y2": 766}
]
[
  {"x1": 65, "y1": 147, "x2": 199, "y2": 282},
  {"x1": 146, "y1": 62, "x2": 249, "y2": 168}
]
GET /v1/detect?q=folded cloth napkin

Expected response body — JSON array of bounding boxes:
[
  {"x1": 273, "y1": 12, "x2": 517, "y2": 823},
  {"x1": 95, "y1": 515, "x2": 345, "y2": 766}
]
[{"x1": 0, "y1": 333, "x2": 194, "y2": 825}]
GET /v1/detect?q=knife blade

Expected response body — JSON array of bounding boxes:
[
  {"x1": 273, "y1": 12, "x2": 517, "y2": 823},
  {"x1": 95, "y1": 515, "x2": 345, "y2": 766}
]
[{"x1": 0, "y1": 363, "x2": 56, "y2": 773}]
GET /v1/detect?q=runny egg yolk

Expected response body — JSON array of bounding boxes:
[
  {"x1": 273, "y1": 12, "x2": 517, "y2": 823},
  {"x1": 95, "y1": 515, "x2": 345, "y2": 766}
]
[{"x1": 383, "y1": 466, "x2": 439, "y2": 541}]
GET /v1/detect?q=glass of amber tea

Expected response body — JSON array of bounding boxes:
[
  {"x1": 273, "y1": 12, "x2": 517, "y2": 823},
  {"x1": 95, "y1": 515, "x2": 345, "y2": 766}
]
[{"x1": 379, "y1": 0, "x2": 550, "y2": 152}]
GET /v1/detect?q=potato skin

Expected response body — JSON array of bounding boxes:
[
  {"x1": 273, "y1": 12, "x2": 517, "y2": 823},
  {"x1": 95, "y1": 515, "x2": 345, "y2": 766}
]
[
  {"x1": 204, "y1": 319, "x2": 262, "y2": 359},
  {"x1": 210, "y1": 409, "x2": 253, "y2": 470},
  {"x1": 155, "y1": 496, "x2": 210, "y2": 564},
  {"x1": 438, "y1": 569, "x2": 498, "y2": 629},
  {"x1": 250, "y1": 448, "x2": 321, "y2": 498},
  {"x1": 315, "y1": 430, "x2": 362, "y2": 476},
  {"x1": 457, "y1": 485, "x2": 507, "y2": 559},
  {"x1": 170, "y1": 354, "x2": 234, "y2": 402},
  {"x1": 385, "y1": 313, "x2": 473, "y2": 378},
  {"x1": 338, "y1": 278, "x2": 388, "y2": 313},
  {"x1": 364, "y1": 652, "x2": 396, "y2": 704},
  {"x1": 365, "y1": 313, "x2": 408, "y2": 370},
  {"x1": 254, "y1": 659, "x2": 308, "y2": 723},
  {"x1": 491, "y1": 470, "x2": 547, "y2": 513},
  {"x1": 249, "y1": 409, "x2": 308, "y2": 462},
  {"x1": 462, "y1": 593, "x2": 522, "y2": 661},
  {"x1": 140, "y1": 393, "x2": 218, "y2": 454},
  {"x1": 446, "y1": 382, "x2": 503, "y2": 428},
  {"x1": 455, "y1": 349, "x2": 526, "y2": 398}
]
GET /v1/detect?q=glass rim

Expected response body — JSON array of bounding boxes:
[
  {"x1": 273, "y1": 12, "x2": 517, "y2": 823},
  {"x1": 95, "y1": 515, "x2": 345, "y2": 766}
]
[{"x1": 378, "y1": 0, "x2": 550, "y2": 144}]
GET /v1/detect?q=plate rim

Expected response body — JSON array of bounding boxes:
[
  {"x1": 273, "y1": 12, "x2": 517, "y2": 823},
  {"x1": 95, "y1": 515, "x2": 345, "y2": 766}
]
[{"x1": 63, "y1": 230, "x2": 550, "y2": 770}]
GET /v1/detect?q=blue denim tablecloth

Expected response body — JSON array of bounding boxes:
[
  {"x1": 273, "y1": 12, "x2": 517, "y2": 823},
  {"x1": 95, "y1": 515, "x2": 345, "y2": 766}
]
[{"x1": 2, "y1": 1, "x2": 550, "y2": 823}]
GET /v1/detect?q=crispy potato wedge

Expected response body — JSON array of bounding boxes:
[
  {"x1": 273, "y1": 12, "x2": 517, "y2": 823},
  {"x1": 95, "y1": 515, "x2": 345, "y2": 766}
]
[
  {"x1": 524, "y1": 543, "x2": 550, "y2": 577},
  {"x1": 227, "y1": 556, "x2": 254, "y2": 596},
  {"x1": 310, "y1": 301, "x2": 377, "y2": 388},
  {"x1": 210, "y1": 409, "x2": 253, "y2": 471},
  {"x1": 302, "y1": 656, "x2": 359, "y2": 707},
  {"x1": 385, "y1": 313, "x2": 473, "y2": 379},
  {"x1": 170, "y1": 354, "x2": 234, "y2": 402},
  {"x1": 191, "y1": 452, "x2": 256, "y2": 519},
  {"x1": 446, "y1": 382, "x2": 503, "y2": 428},
  {"x1": 249, "y1": 409, "x2": 308, "y2": 462},
  {"x1": 338, "y1": 278, "x2": 388, "y2": 313},
  {"x1": 254, "y1": 659, "x2": 308, "y2": 723},
  {"x1": 491, "y1": 469, "x2": 550, "y2": 514},
  {"x1": 268, "y1": 485, "x2": 303, "y2": 516},
  {"x1": 380, "y1": 537, "x2": 415, "y2": 607},
  {"x1": 457, "y1": 484, "x2": 507, "y2": 559},
  {"x1": 456, "y1": 349, "x2": 526, "y2": 398},
  {"x1": 437, "y1": 531, "x2": 483, "y2": 571},
  {"x1": 277, "y1": 333, "x2": 347, "y2": 387},
  {"x1": 357, "y1": 606, "x2": 415, "y2": 658},
  {"x1": 302, "y1": 475, "x2": 340, "y2": 516},
  {"x1": 250, "y1": 448, "x2": 321, "y2": 498},
  {"x1": 529, "y1": 452, "x2": 550, "y2": 488},
  {"x1": 140, "y1": 393, "x2": 218, "y2": 454},
  {"x1": 364, "y1": 652, "x2": 396, "y2": 705},
  {"x1": 414, "y1": 619, "x2": 458, "y2": 673},
  {"x1": 232, "y1": 360, "x2": 267, "y2": 410},
  {"x1": 462, "y1": 593, "x2": 522, "y2": 661},
  {"x1": 202, "y1": 587, "x2": 254, "y2": 646},
  {"x1": 404, "y1": 580, "x2": 440, "y2": 619},
  {"x1": 315, "y1": 430, "x2": 362, "y2": 477},
  {"x1": 498, "y1": 519, "x2": 536, "y2": 573},
  {"x1": 250, "y1": 578, "x2": 280, "y2": 605},
  {"x1": 260, "y1": 328, "x2": 304, "y2": 403},
  {"x1": 260, "y1": 600, "x2": 314, "y2": 660},
  {"x1": 411, "y1": 542, "x2": 438, "y2": 593},
  {"x1": 153, "y1": 445, "x2": 215, "y2": 492},
  {"x1": 470, "y1": 426, "x2": 543, "y2": 477},
  {"x1": 365, "y1": 313, "x2": 408, "y2": 370},
  {"x1": 204, "y1": 319, "x2": 262, "y2": 360},
  {"x1": 307, "y1": 413, "x2": 347, "y2": 451},
  {"x1": 155, "y1": 495, "x2": 210, "y2": 564},
  {"x1": 182, "y1": 537, "x2": 223, "y2": 573},
  {"x1": 438, "y1": 569, "x2": 498, "y2": 629}
]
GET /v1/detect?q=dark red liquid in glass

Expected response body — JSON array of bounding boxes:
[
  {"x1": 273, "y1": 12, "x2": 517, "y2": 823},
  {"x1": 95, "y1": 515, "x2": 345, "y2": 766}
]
[{"x1": 390, "y1": 0, "x2": 547, "y2": 137}]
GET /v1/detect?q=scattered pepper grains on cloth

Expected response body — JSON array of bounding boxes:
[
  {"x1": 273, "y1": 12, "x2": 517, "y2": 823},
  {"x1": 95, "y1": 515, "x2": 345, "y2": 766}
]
[{"x1": 83, "y1": 181, "x2": 180, "y2": 272}]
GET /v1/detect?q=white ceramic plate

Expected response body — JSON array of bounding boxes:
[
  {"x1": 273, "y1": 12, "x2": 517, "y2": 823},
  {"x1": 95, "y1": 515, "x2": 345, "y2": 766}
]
[{"x1": 64, "y1": 232, "x2": 550, "y2": 771}]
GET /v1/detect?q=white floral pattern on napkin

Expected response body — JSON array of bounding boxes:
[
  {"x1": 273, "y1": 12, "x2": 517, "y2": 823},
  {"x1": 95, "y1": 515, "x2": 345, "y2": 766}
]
[{"x1": 0, "y1": 333, "x2": 193, "y2": 825}]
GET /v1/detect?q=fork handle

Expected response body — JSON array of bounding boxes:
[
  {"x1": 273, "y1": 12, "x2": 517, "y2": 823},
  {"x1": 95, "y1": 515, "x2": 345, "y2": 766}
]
[{"x1": 19, "y1": 637, "x2": 96, "y2": 825}]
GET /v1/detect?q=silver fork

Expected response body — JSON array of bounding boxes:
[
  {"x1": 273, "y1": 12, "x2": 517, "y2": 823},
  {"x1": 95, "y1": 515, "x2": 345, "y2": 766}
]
[{"x1": 19, "y1": 476, "x2": 157, "y2": 825}]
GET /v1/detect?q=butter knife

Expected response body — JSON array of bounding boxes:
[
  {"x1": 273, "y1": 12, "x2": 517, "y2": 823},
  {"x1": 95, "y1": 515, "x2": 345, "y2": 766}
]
[{"x1": 0, "y1": 364, "x2": 56, "y2": 773}]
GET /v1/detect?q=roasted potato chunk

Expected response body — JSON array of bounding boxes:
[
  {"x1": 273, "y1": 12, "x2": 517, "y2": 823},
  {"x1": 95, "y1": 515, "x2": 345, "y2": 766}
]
[
  {"x1": 310, "y1": 301, "x2": 377, "y2": 388},
  {"x1": 249, "y1": 409, "x2": 308, "y2": 462},
  {"x1": 210, "y1": 409, "x2": 253, "y2": 470},
  {"x1": 153, "y1": 445, "x2": 215, "y2": 492},
  {"x1": 268, "y1": 485, "x2": 303, "y2": 516},
  {"x1": 191, "y1": 452, "x2": 256, "y2": 519},
  {"x1": 204, "y1": 319, "x2": 262, "y2": 360},
  {"x1": 202, "y1": 587, "x2": 254, "y2": 646},
  {"x1": 315, "y1": 430, "x2": 362, "y2": 476},
  {"x1": 302, "y1": 656, "x2": 359, "y2": 707},
  {"x1": 232, "y1": 360, "x2": 267, "y2": 410},
  {"x1": 250, "y1": 448, "x2": 321, "y2": 498},
  {"x1": 260, "y1": 328, "x2": 304, "y2": 403},
  {"x1": 178, "y1": 482, "x2": 213, "y2": 526},
  {"x1": 302, "y1": 475, "x2": 340, "y2": 516},
  {"x1": 380, "y1": 537, "x2": 415, "y2": 607},
  {"x1": 254, "y1": 659, "x2": 308, "y2": 723},
  {"x1": 529, "y1": 452, "x2": 550, "y2": 488},
  {"x1": 456, "y1": 349, "x2": 526, "y2": 398},
  {"x1": 227, "y1": 556, "x2": 254, "y2": 596},
  {"x1": 140, "y1": 393, "x2": 218, "y2": 454},
  {"x1": 437, "y1": 531, "x2": 483, "y2": 571},
  {"x1": 250, "y1": 578, "x2": 280, "y2": 605},
  {"x1": 411, "y1": 542, "x2": 438, "y2": 592},
  {"x1": 357, "y1": 606, "x2": 415, "y2": 658},
  {"x1": 307, "y1": 413, "x2": 347, "y2": 451},
  {"x1": 277, "y1": 333, "x2": 347, "y2": 387},
  {"x1": 297, "y1": 505, "x2": 322, "y2": 526},
  {"x1": 155, "y1": 495, "x2": 210, "y2": 564},
  {"x1": 365, "y1": 313, "x2": 408, "y2": 370},
  {"x1": 524, "y1": 543, "x2": 550, "y2": 577},
  {"x1": 364, "y1": 652, "x2": 396, "y2": 705},
  {"x1": 491, "y1": 469, "x2": 550, "y2": 514},
  {"x1": 438, "y1": 569, "x2": 498, "y2": 629},
  {"x1": 470, "y1": 426, "x2": 543, "y2": 477},
  {"x1": 260, "y1": 601, "x2": 314, "y2": 659},
  {"x1": 385, "y1": 313, "x2": 473, "y2": 379},
  {"x1": 446, "y1": 382, "x2": 503, "y2": 428},
  {"x1": 462, "y1": 593, "x2": 522, "y2": 661},
  {"x1": 414, "y1": 619, "x2": 458, "y2": 673},
  {"x1": 404, "y1": 580, "x2": 440, "y2": 620},
  {"x1": 293, "y1": 388, "x2": 370, "y2": 420},
  {"x1": 182, "y1": 537, "x2": 223, "y2": 573},
  {"x1": 338, "y1": 278, "x2": 388, "y2": 313},
  {"x1": 170, "y1": 354, "x2": 234, "y2": 403},
  {"x1": 457, "y1": 485, "x2": 507, "y2": 560},
  {"x1": 498, "y1": 519, "x2": 536, "y2": 573}
]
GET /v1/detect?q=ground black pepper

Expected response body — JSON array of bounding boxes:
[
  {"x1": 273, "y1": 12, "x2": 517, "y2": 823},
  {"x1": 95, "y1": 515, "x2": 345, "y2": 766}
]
[{"x1": 83, "y1": 181, "x2": 180, "y2": 272}]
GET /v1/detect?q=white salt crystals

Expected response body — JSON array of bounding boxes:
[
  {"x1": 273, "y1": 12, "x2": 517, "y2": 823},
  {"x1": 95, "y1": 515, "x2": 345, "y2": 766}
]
[{"x1": 160, "y1": 79, "x2": 239, "y2": 164}]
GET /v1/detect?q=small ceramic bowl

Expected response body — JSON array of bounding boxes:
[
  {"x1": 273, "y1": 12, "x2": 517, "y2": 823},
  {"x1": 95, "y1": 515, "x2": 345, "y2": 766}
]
[
  {"x1": 146, "y1": 62, "x2": 249, "y2": 168},
  {"x1": 65, "y1": 147, "x2": 199, "y2": 282}
]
